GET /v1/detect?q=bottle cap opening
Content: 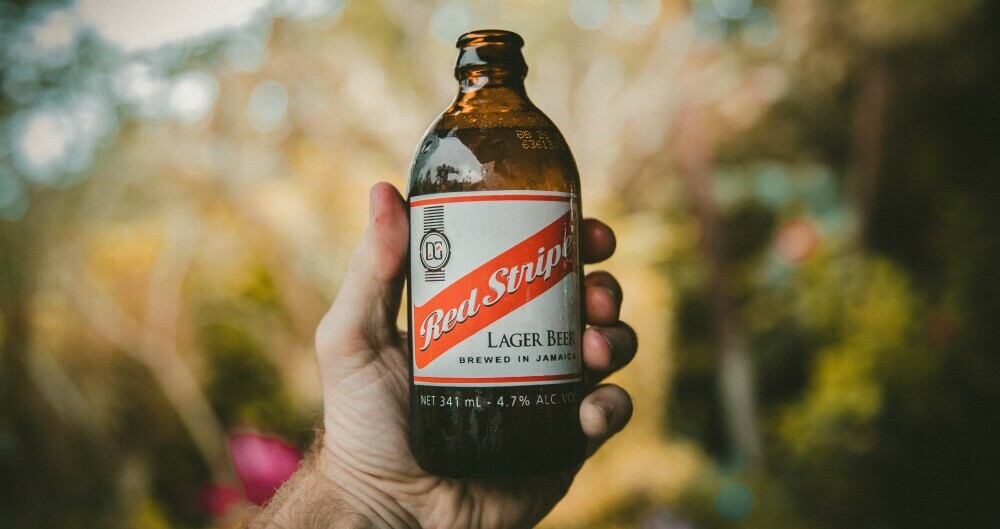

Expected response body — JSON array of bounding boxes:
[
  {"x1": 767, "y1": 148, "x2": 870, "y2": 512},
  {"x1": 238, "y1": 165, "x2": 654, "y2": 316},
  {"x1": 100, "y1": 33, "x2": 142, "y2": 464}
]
[{"x1": 456, "y1": 29, "x2": 525, "y2": 49}]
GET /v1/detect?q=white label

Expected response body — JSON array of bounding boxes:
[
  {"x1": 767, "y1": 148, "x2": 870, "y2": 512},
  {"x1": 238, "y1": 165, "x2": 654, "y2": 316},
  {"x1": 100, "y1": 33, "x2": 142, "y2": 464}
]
[{"x1": 409, "y1": 191, "x2": 582, "y2": 387}]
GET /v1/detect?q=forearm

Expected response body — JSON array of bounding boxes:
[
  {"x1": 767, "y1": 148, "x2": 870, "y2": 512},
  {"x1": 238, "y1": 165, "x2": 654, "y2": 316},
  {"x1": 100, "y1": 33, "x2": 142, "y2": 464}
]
[
  {"x1": 243, "y1": 450, "x2": 374, "y2": 529},
  {"x1": 243, "y1": 444, "x2": 412, "y2": 529}
]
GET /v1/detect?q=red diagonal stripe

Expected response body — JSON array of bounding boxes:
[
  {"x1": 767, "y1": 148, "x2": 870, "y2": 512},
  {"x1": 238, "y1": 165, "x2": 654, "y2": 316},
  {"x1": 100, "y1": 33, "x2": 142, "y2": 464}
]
[{"x1": 414, "y1": 212, "x2": 574, "y2": 368}]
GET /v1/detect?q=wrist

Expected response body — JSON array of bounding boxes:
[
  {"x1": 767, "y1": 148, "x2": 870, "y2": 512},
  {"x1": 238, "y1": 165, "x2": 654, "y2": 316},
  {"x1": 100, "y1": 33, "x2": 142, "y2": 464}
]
[{"x1": 313, "y1": 444, "x2": 419, "y2": 529}]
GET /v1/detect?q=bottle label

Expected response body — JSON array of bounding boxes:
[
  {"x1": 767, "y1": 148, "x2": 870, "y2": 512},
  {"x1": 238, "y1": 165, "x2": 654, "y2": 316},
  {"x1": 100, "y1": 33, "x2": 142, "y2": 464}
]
[{"x1": 409, "y1": 190, "x2": 582, "y2": 387}]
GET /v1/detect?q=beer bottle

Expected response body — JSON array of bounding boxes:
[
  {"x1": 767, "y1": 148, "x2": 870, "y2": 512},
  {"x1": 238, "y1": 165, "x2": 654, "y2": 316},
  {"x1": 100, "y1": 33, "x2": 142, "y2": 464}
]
[{"x1": 407, "y1": 29, "x2": 587, "y2": 478}]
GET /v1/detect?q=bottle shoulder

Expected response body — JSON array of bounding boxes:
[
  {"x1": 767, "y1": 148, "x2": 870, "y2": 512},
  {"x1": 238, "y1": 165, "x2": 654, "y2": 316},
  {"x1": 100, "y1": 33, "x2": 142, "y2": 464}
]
[
  {"x1": 435, "y1": 106, "x2": 555, "y2": 130},
  {"x1": 407, "y1": 118, "x2": 580, "y2": 198}
]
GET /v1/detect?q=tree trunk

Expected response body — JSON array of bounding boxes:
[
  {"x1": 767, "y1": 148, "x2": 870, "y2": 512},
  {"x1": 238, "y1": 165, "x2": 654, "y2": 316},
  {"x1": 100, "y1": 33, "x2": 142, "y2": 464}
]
[{"x1": 675, "y1": 106, "x2": 763, "y2": 467}]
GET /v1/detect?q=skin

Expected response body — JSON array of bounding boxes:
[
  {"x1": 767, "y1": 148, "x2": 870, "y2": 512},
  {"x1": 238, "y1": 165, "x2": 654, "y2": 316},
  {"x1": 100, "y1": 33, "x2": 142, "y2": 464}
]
[{"x1": 248, "y1": 182, "x2": 637, "y2": 529}]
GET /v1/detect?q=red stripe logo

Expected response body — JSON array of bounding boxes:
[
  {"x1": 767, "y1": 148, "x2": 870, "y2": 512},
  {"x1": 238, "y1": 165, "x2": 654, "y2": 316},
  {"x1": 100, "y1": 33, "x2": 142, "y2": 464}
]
[{"x1": 413, "y1": 212, "x2": 575, "y2": 368}]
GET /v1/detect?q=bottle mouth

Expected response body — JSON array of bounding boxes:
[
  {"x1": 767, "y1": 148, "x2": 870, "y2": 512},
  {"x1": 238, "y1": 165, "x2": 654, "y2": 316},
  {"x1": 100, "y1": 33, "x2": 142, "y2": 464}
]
[
  {"x1": 456, "y1": 29, "x2": 524, "y2": 49},
  {"x1": 454, "y1": 29, "x2": 528, "y2": 86}
]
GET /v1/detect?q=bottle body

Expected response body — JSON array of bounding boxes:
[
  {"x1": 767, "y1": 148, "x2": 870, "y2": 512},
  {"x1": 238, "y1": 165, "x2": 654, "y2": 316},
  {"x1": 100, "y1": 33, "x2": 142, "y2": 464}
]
[{"x1": 406, "y1": 30, "x2": 587, "y2": 478}]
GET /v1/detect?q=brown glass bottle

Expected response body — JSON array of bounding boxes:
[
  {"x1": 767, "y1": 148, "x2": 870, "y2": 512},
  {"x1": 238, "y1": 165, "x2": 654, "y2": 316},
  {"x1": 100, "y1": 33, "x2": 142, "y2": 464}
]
[{"x1": 406, "y1": 30, "x2": 587, "y2": 478}]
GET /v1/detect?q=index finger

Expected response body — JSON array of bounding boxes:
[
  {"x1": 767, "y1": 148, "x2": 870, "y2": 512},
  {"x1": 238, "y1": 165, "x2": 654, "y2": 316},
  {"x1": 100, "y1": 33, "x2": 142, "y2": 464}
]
[{"x1": 582, "y1": 219, "x2": 616, "y2": 264}]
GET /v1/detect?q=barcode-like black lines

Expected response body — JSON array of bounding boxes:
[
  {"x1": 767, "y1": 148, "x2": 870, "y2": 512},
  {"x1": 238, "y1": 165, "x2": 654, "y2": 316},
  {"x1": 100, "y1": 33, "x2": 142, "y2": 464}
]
[
  {"x1": 424, "y1": 206, "x2": 444, "y2": 234},
  {"x1": 422, "y1": 206, "x2": 446, "y2": 281}
]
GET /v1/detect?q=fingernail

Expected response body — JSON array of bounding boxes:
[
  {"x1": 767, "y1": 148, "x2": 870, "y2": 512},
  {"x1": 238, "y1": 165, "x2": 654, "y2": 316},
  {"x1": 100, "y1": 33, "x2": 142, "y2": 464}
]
[
  {"x1": 368, "y1": 186, "x2": 377, "y2": 225},
  {"x1": 592, "y1": 399, "x2": 614, "y2": 425},
  {"x1": 600, "y1": 329, "x2": 613, "y2": 352},
  {"x1": 599, "y1": 286, "x2": 620, "y2": 306}
]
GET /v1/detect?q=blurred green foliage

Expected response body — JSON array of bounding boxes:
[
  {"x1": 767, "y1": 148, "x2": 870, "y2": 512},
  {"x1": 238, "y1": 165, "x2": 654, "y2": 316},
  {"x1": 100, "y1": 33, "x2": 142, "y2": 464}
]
[{"x1": 667, "y1": 1, "x2": 1000, "y2": 528}]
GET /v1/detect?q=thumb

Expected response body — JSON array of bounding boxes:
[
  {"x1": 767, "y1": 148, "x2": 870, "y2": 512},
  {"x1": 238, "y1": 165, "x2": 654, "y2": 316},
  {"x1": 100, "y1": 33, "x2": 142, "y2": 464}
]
[{"x1": 316, "y1": 182, "x2": 409, "y2": 363}]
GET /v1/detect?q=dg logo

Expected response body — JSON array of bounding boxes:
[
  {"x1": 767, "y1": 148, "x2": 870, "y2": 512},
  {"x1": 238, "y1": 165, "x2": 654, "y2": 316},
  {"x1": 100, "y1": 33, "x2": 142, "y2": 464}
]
[{"x1": 419, "y1": 230, "x2": 451, "y2": 271}]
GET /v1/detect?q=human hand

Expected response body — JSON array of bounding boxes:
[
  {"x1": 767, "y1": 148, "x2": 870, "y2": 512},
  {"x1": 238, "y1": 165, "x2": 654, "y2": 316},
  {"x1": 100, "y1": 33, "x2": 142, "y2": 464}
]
[{"x1": 251, "y1": 183, "x2": 636, "y2": 529}]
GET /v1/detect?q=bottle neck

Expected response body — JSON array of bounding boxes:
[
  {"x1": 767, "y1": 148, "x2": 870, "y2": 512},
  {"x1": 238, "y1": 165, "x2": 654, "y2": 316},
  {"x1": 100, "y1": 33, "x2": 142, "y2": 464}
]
[
  {"x1": 451, "y1": 47, "x2": 532, "y2": 112},
  {"x1": 453, "y1": 70, "x2": 534, "y2": 112},
  {"x1": 457, "y1": 67, "x2": 527, "y2": 91}
]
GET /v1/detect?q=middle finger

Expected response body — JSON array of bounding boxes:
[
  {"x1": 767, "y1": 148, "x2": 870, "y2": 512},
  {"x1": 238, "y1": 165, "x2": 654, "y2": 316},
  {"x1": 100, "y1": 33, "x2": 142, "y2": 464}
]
[{"x1": 584, "y1": 271, "x2": 622, "y2": 326}]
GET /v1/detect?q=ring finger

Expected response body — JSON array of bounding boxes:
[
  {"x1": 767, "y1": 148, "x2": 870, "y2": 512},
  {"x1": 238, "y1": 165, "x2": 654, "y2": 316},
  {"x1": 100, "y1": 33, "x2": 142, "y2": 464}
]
[{"x1": 582, "y1": 322, "x2": 638, "y2": 383}]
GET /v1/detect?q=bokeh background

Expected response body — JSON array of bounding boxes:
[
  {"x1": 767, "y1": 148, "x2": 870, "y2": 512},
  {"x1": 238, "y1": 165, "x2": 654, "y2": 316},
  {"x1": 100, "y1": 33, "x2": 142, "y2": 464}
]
[{"x1": 2, "y1": 0, "x2": 998, "y2": 527}]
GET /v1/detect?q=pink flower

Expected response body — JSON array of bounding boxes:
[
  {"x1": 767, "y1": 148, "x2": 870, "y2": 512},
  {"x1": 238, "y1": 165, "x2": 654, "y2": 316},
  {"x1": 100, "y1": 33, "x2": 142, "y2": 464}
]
[
  {"x1": 775, "y1": 219, "x2": 819, "y2": 265},
  {"x1": 201, "y1": 484, "x2": 243, "y2": 516},
  {"x1": 228, "y1": 432, "x2": 303, "y2": 505}
]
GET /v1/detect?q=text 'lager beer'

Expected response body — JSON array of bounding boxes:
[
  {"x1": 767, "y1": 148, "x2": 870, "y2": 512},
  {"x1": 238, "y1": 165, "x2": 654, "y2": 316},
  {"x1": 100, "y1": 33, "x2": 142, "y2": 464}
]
[{"x1": 407, "y1": 29, "x2": 587, "y2": 477}]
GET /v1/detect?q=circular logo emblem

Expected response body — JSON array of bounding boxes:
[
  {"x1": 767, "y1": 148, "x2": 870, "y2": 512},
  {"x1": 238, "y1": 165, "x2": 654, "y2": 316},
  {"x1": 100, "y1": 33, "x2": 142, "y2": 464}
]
[{"x1": 419, "y1": 230, "x2": 451, "y2": 271}]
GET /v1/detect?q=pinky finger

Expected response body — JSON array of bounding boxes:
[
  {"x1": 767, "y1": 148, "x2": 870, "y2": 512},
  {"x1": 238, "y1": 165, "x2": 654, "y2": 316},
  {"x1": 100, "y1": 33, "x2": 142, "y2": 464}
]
[{"x1": 579, "y1": 384, "x2": 633, "y2": 457}]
